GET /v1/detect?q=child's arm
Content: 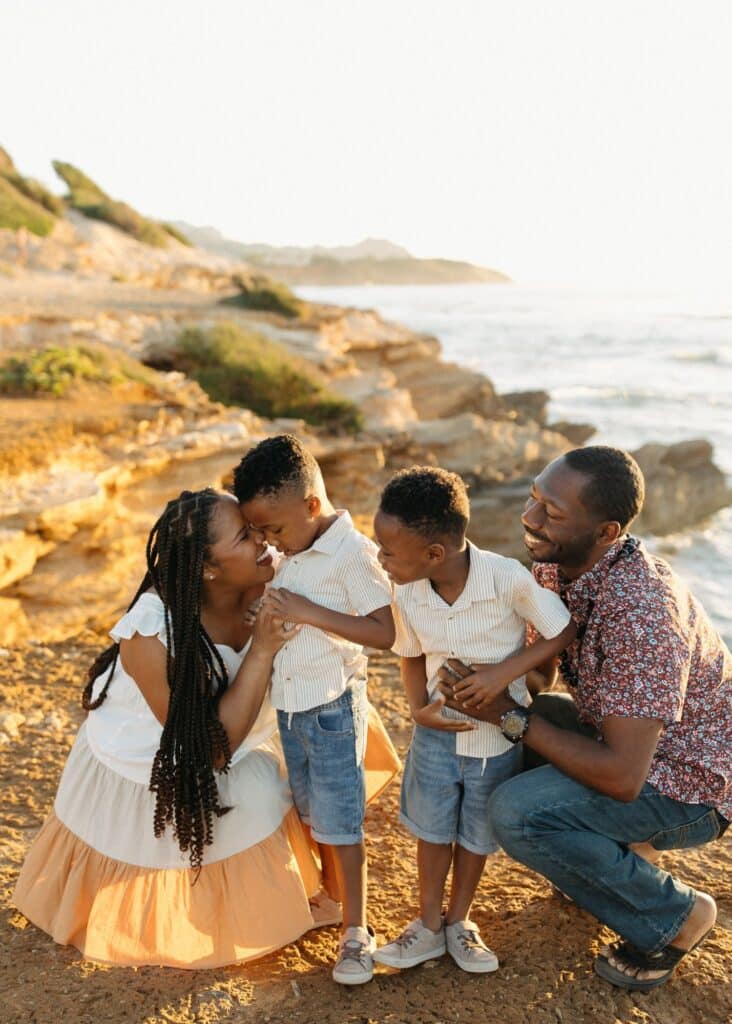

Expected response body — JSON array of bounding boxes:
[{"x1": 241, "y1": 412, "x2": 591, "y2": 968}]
[
  {"x1": 402, "y1": 655, "x2": 477, "y2": 733},
  {"x1": 261, "y1": 588, "x2": 395, "y2": 649},
  {"x1": 450, "y1": 620, "x2": 576, "y2": 710}
]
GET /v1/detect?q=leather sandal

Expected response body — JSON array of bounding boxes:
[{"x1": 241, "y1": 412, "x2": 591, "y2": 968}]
[{"x1": 593, "y1": 928, "x2": 713, "y2": 991}]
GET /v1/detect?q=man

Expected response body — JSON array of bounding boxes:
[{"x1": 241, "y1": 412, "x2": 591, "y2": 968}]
[{"x1": 439, "y1": 446, "x2": 730, "y2": 991}]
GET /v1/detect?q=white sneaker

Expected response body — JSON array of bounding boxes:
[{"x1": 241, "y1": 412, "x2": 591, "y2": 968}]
[
  {"x1": 445, "y1": 919, "x2": 498, "y2": 973},
  {"x1": 373, "y1": 918, "x2": 446, "y2": 969},
  {"x1": 332, "y1": 925, "x2": 376, "y2": 985}
]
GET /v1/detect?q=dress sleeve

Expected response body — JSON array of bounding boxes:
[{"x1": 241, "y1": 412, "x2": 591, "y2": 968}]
[
  {"x1": 110, "y1": 594, "x2": 169, "y2": 649},
  {"x1": 509, "y1": 562, "x2": 571, "y2": 639},
  {"x1": 598, "y1": 600, "x2": 689, "y2": 725}
]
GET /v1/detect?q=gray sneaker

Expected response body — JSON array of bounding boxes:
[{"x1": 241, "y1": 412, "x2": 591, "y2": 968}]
[
  {"x1": 445, "y1": 919, "x2": 498, "y2": 973},
  {"x1": 332, "y1": 925, "x2": 376, "y2": 985},
  {"x1": 373, "y1": 918, "x2": 446, "y2": 969}
]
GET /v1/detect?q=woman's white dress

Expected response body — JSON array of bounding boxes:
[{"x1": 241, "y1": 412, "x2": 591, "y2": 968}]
[{"x1": 13, "y1": 593, "x2": 400, "y2": 968}]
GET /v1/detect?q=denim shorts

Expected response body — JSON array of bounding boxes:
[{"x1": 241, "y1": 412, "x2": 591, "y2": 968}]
[
  {"x1": 277, "y1": 680, "x2": 368, "y2": 846},
  {"x1": 400, "y1": 724, "x2": 523, "y2": 855}
]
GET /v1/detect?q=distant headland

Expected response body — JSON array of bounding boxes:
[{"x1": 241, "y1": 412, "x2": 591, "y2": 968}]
[{"x1": 173, "y1": 225, "x2": 511, "y2": 286}]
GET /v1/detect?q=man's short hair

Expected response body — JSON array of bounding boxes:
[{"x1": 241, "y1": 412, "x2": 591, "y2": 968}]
[
  {"x1": 232, "y1": 434, "x2": 320, "y2": 503},
  {"x1": 563, "y1": 446, "x2": 645, "y2": 530},
  {"x1": 379, "y1": 466, "x2": 469, "y2": 543}
]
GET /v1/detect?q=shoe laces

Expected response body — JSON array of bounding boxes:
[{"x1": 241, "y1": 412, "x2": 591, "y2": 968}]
[
  {"x1": 394, "y1": 925, "x2": 422, "y2": 950},
  {"x1": 338, "y1": 939, "x2": 370, "y2": 967},
  {"x1": 456, "y1": 927, "x2": 487, "y2": 952}
]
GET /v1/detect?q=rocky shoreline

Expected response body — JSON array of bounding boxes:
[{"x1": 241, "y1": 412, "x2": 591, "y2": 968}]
[{"x1": 1, "y1": 217, "x2": 730, "y2": 647}]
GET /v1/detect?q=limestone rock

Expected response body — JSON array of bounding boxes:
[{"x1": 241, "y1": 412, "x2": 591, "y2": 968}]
[
  {"x1": 547, "y1": 421, "x2": 597, "y2": 446},
  {"x1": 392, "y1": 414, "x2": 570, "y2": 484},
  {"x1": 500, "y1": 390, "x2": 550, "y2": 425},
  {"x1": 0, "y1": 529, "x2": 54, "y2": 590},
  {"x1": 634, "y1": 440, "x2": 731, "y2": 535},
  {"x1": 0, "y1": 597, "x2": 30, "y2": 646}
]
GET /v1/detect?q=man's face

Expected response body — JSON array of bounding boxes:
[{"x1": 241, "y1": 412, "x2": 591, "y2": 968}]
[
  {"x1": 373, "y1": 510, "x2": 438, "y2": 585},
  {"x1": 240, "y1": 490, "x2": 321, "y2": 557},
  {"x1": 521, "y1": 458, "x2": 604, "y2": 573}
]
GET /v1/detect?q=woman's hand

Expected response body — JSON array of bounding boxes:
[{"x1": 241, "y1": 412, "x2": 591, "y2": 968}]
[
  {"x1": 243, "y1": 597, "x2": 262, "y2": 627},
  {"x1": 251, "y1": 602, "x2": 301, "y2": 654}
]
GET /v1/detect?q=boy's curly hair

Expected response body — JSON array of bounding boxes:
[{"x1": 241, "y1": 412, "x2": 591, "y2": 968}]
[
  {"x1": 232, "y1": 434, "x2": 320, "y2": 504},
  {"x1": 379, "y1": 466, "x2": 469, "y2": 543}
]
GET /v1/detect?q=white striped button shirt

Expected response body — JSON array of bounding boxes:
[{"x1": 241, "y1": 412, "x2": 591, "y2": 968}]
[
  {"x1": 270, "y1": 511, "x2": 393, "y2": 712},
  {"x1": 393, "y1": 542, "x2": 572, "y2": 759}
]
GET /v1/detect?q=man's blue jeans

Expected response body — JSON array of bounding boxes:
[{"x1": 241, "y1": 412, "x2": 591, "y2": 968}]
[{"x1": 488, "y1": 765, "x2": 724, "y2": 953}]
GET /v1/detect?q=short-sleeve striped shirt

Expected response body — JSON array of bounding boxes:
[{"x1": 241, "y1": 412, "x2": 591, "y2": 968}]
[
  {"x1": 393, "y1": 542, "x2": 571, "y2": 758},
  {"x1": 270, "y1": 510, "x2": 393, "y2": 712}
]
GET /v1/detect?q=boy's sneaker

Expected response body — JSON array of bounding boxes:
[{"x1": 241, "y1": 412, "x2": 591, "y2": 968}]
[
  {"x1": 332, "y1": 925, "x2": 376, "y2": 985},
  {"x1": 373, "y1": 918, "x2": 446, "y2": 969},
  {"x1": 445, "y1": 919, "x2": 498, "y2": 973}
]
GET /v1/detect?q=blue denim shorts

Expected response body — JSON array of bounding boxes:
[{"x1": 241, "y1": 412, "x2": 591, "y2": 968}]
[
  {"x1": 400, "y1": 724, "x2": 523, "y2": 855},
  {"x1": 277, "y1": 681, "x2": 368, "y2": 846}
]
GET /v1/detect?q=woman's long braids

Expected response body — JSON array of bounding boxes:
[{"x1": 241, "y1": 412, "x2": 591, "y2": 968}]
[{"x1": 82, "y1": 489, "x2": 234, "y2": 874}]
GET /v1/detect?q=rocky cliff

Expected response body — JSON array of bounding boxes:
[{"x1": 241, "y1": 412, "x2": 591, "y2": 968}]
[{"x1": 1, "y1": 211, "x2": 729, "y2": 646}]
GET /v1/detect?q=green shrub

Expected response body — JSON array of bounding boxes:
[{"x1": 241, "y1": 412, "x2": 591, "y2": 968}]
[
  {"x1": 169, "y1": 322, "x2": 361, "y2": 431},
  {"x1": 222, "y1": 275, "x2": 304, "y2": 318},
  {"x1": 52, "y1": 160, "x2": 172, "y2": 248},
  {"x1": 162, "y1": 222, "x2": 192, "y2": 246},
  {"x1": 4, "y1": 173, "x2": 64, "y2": 215},
  {"x1": 0, "y1": 176, "x2": 56, "y2": 236},
  {"x1": 0, "y1": 345, "x2": 121, "y2": 396}
]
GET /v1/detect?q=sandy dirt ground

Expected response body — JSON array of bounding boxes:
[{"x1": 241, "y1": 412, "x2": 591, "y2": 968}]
[{"x1": 1, "y1": 640, "x2": 731, "y2": 1024}]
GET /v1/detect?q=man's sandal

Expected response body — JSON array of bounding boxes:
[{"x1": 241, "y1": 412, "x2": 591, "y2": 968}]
[{"x1": 594, "y1": 929, "x2": 713, "y2": 991}]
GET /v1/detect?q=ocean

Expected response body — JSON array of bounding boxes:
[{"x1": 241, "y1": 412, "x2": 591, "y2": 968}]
[{"x1": 297, "y1": 283, "x2": 732, "y2": 644}]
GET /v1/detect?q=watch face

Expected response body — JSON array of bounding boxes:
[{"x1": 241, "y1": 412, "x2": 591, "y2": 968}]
[{"x1": 503, "y1": 709, "x2": 527, "y2": 739}]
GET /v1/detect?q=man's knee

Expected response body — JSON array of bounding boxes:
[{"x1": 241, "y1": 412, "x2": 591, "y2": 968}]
[{"x1": 487, "y1": 772, "x2": 536, "y2": 853}]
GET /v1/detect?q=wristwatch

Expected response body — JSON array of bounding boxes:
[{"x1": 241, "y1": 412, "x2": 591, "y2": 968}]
[{"x1": 500, "y1": 706, "x2": 532, "y2": 743}]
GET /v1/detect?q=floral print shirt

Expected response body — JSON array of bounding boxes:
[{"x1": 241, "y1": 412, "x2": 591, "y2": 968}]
[{"x1": 530, "y1": 537, "x2": 732, "y2": 818}]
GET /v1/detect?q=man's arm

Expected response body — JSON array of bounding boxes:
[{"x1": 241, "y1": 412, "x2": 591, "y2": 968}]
[{"x1": 438, "y1": 666, "x2": 663, "y2": 801}]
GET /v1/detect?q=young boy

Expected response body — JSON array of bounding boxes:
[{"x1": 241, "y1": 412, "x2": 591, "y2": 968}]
[
  {"x1": 372, "y1": 466, "x2": 575, "y2": 973},
  {"x1": 233, "y1": 434, "x2": 395, "y2": 986}
]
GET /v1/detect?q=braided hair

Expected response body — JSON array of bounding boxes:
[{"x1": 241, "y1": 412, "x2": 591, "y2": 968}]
[{"x1": 82, "y1": 489, "x2": 233, "y2": 874}]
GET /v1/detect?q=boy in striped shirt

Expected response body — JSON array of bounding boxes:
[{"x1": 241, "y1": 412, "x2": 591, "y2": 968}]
[
  {"x1": 233, "y1": 435, "x2": 395, "y2": 986},
  {"x1": 372, "y1": 466, "x2": 575, "y2": 973}
]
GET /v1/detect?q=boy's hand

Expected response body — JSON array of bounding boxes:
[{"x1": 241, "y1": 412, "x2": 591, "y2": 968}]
[
  {"x1": 412, "y1": 694, "x2": 477, "y2": 732},
  {"x1": 262, "y1": 587, "x2": 320, "y2": 626},
  {"x1": 251, "y1": 604, "x2": 301, "y2": 654},
  {"x1": 450, "y1": 664, "x2": 510, "y2": 709}
]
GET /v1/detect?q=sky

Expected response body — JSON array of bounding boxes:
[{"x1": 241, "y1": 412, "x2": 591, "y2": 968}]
[{"x1": 2, "y1": 0, "x2": 731, "y2": 287}]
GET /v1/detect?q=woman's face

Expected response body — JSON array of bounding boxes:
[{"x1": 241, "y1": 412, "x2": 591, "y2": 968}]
[{"x1": 205, "y1": 495, "x2": 275, "y2": 588}]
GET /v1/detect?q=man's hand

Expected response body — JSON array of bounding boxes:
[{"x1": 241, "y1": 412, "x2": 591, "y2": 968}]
[
  {"x1": 412, "y1": 693, "x2": 477, "y2": 732},
  {"x1": 262, "y1": 587, "x2": 320, "y2": 626}
]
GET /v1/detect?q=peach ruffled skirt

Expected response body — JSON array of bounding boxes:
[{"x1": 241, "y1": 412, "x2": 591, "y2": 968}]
[{"x1": 13, "y1": 708, "x2": 399, "y2": 968}]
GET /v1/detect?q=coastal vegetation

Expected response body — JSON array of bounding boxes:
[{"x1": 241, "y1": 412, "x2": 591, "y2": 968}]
[
  {"x1": 52, "y1": 161, "x2": 190, "y2": 248},
  {"x1": 157, "y1": 321, "x2": 361, "y2": 431},
  {"x1": 222, "y1": 275, "x2": 304, "y2": 318},
  {"x1": 0, "y1": 344, "x2": 151, "y2": 397},
  {"x1": 0, "y1": 177, "x2": 56, "y2": 237},
  {"x1": 0, "y1": 146, "x2": 60, "y2": 236}
]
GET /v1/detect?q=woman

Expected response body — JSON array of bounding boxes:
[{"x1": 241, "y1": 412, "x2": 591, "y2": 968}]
[{"x1": 13, "y1": 488, "x2": 398, "y2": 968}]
